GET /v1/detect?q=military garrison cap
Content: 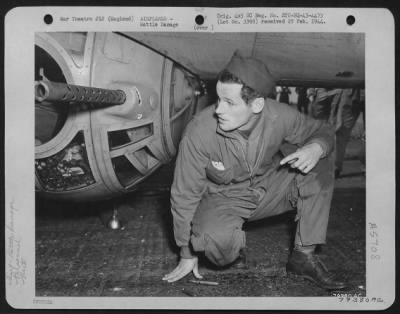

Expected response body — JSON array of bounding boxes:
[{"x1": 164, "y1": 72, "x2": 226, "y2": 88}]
[{"x1": 223, "y1": 50, "x2": 276, "y2": 97}]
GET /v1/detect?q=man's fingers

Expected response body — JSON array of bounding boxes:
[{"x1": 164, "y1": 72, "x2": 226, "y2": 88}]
[
  {"x1": 294, "y1": 159, "x2": 308, "y2": 169},
  {"x1": 164, "y1": 266, "x2": 189, "y2": 282},
  {"x1": 289, "y1": 158, "x2": 316, "y2": 173},
  {"x1": 166, "y1": 270, "x2": 188, "y2": 283},
  {"x1": 163, "y1": 258, "x2": 200, "y2": 283},
  {"x1": 280, "y1": 153, "x2": 299, "y2": 165},
  {"x1": 291, "y1": 160, "x2": 300, "y2": 168},
  {"x1": 193, "y1": 264, "x2": 203, "y2": 279},
  {"x1": 300, "y1": 163, "x2": 316, "y2": 173},
  {"x1": 162, "y1": 266, "x2": 182, "y2": 281},
  {"x1": 166, "y1": 268, "x2": 202, "y2": 283},
  {"x1": 163, "y1": 263, "x2": 187, "y2": 280},
  {"x1": 291, "y1": 158, "x2": 309, "y2": 169},
  {"x1": 299, "y1": 164, "x2": 309, "y2": 172}
]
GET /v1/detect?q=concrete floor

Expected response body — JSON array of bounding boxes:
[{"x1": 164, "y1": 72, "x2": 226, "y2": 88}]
[{"x1": 35, "y1": 138, "x2": 366, "y2": 297}]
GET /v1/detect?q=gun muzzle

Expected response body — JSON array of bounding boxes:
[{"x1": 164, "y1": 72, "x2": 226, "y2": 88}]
[{"x1": 35, "y1": 80, "x2": 126, "y2": 107}]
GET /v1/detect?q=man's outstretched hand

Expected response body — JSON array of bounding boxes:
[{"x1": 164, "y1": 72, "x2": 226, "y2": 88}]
[
  {"x1": 280, "y1": 142, "x2": 324, "y2": 174},
  {"x1": 162, "y1": 257, "x2": 203, "y2": 283}
]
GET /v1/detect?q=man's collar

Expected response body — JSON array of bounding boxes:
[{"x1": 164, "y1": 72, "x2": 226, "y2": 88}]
[
  {"x1": 238, "y1": 112, "x2": 261, "y2": 138},
  {"x1": 263, "y1": 98, "x2": 278, "y2": 121}
]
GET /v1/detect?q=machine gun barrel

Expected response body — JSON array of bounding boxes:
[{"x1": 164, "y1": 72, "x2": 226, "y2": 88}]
[{"x1": 35, "y1": 80, "x2": 126, "y2": 106}]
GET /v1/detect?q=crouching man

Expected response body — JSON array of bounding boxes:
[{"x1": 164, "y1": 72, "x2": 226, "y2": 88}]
[{"x1": 162, "y1": 51, "x2": 347, "y2": 290}]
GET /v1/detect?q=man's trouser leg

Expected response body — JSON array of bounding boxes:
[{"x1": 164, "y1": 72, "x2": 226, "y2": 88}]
[
  {"x1": 190, "y1": 177, "x2": 294, "y2": 267},
  {"x1": 190, "y1": 153, "x2": 335, "y2": 266},
  {"x1": 250, "y1": 152, "x2": 335, "y2": 246},
  {"x1": 190, "y1": 192, "x2": 249, "y2": 266},
  {"x1": 335, "y1": 103, "x2": 362, "y2": 172}
]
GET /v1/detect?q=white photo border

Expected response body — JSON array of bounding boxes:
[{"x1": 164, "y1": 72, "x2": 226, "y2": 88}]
[{"x1": 4, "y1": 6, "x2": 395, "y2": 310}]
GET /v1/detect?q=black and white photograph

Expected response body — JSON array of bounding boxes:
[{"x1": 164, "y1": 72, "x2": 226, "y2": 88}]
[{"x1": 5, "y1": 7, "x2": 395, "y2": 310}]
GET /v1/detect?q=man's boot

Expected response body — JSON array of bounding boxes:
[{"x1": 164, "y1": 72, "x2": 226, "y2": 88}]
[{"x1": 286, "y1": 248, "x2": 348, "y2": 290}]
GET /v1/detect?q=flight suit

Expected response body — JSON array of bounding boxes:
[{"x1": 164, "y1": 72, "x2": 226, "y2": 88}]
[{"x1": 170, "y1": 98, "x2": 335, "y2": 266}]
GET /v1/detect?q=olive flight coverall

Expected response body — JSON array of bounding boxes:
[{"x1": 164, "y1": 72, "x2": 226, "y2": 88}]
[{"x1": 170, "y1": 99, "x2": 335, "y2": 266}]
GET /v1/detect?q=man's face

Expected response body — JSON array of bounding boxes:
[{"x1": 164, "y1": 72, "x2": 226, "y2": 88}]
[{"x1": 215, "y1": 81, "x2": 256, "y2": 132}]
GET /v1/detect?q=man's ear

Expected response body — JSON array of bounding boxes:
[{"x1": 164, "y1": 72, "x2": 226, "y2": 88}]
[{"x1": 251, "y1": 97, "x2": 265, "y2": 114}]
